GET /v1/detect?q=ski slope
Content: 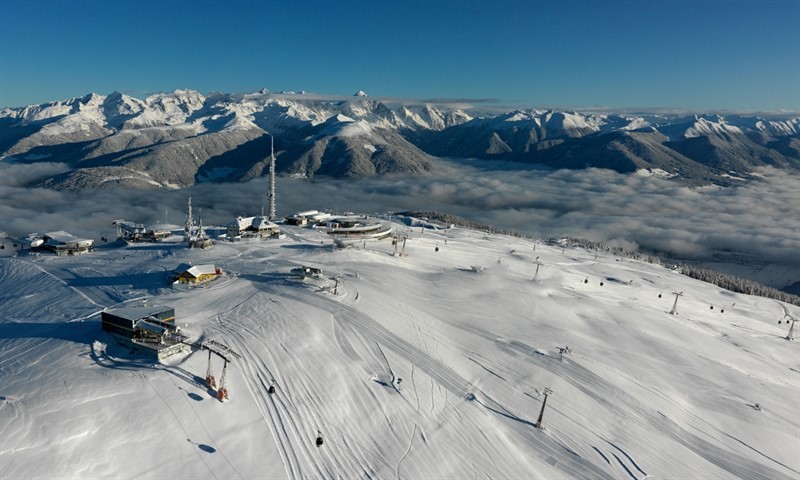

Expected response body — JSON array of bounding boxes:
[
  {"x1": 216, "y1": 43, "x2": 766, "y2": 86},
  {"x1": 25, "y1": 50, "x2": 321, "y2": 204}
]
[{"x1": 1, "y1": 217, "x2": 798, "y2": 479}]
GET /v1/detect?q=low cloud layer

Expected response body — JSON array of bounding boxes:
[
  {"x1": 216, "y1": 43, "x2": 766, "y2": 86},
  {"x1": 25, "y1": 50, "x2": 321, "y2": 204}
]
[{"x1": 1, "y1": 160, "x2": 798, "y2": 273}]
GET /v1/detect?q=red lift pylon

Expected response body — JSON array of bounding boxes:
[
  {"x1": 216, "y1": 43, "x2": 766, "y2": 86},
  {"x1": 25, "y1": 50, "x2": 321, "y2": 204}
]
[
  {"x1": 205, "y1": 350, "x2": 216, "y2": 389},
  {"x1": 200, "y1": 339, "x2": 241, "y2": 403},
  {"x1": 217, "y1": 360, "x2": 229, "y2": 401}
]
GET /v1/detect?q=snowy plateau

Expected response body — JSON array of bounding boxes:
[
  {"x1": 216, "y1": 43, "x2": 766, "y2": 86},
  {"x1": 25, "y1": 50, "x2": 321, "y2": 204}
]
[{"x1": 1, "y1": 217, "x2": 799, "y2": 480}]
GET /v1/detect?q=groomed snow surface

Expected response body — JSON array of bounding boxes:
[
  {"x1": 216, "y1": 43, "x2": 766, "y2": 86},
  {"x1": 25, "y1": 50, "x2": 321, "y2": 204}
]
[{"x1": 1, "y1": 219, "x2": 798, "y2": 480}]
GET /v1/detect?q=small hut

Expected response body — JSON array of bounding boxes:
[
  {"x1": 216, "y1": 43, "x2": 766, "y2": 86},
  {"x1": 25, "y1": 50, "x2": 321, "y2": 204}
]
[{"x1": 172, "y1": 263, "x2": 221, "y2": 285}]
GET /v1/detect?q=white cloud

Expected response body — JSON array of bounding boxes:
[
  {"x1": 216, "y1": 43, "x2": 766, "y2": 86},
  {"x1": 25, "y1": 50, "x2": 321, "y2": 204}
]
[{"x1": 1, "y1": 161, "x2": 797, "y2": 273}]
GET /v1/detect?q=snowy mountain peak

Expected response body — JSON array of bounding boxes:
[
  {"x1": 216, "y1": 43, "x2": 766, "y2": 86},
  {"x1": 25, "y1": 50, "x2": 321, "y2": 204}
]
[
  {"x1": 78, "y1": 92, "x2": 104, "y2": 107},
  {"x1": 320, "y1": 113, "x2": 375, "y2": 138},
  {"x1": 1, "y1": 89, "x2": 798, "y2": 189},
  {"x1": 683, "y1": 116, "x2": 743, "y2": 139},
  {"x1": 354, "y1": 90, "x2": 368, "y2": 97},
  {"x1": 332, "y1": 113, "x2": 355, "y2": 124},
  {"x1": 504, "y1": 110, "x2": 533, "y2": 122}
]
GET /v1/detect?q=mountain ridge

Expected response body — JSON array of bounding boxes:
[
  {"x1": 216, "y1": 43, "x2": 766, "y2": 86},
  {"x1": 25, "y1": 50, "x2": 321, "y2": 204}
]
[{"x1": 1, "y1": 89, "x2": 798, "y2": 190}]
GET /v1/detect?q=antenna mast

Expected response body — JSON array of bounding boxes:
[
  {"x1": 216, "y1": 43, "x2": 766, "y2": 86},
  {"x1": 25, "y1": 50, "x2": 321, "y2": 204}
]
[
  {"x1": 268, "y1": 134, "x2": 276, "y2": 221},
  {"x1": 185, "y1": 195, "x2": 194, "y2": 241}
]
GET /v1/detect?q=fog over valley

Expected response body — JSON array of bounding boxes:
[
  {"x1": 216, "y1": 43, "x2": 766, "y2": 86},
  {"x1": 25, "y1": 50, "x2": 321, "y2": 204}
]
[{"x1": 2, "y1": 160, "x2": 797, "y2": 291}]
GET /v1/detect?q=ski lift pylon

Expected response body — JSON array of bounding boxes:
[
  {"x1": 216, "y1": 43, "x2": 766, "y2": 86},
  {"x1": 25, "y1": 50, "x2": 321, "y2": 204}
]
[
  {"x1": 217, "y1": 360, "x2": 229, "y2": 401},
  {"x1": 205, "y1": 350, "x2": 216, "y2": 389}
]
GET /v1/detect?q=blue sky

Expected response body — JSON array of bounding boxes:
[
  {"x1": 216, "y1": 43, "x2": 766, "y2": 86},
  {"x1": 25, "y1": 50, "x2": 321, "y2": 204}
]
[{"x1": 1, "y1": 0, "x2": 798, "y2": 112}]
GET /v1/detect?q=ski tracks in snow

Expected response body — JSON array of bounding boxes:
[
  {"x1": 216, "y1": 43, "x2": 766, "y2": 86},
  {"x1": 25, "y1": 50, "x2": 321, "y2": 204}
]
[
  {"x1": 216, "y1": 325, "x2": 306, "y2": 480},
  {"x1": 278, "y1": 286, "x2": 616, "y2": 479},
  {"x1": 144, "y1": 373, "x2": 242, "y2": 480},
  {"x1": 395, "y1": 423, "x2": 416, "y2": 480},
  {"x1": 214, "y1": 308, "x2": 385, "y2": 479}
]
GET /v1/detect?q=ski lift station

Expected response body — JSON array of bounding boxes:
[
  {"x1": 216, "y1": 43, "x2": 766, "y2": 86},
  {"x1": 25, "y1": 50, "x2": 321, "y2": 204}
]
[
  {"x1": 113, "y1": 220, "x2": 146, "y2": 243},
  {"x1": 113, "y1": 219, "x2": 178, "y2": 243},
  {"x1": 100, "y1": 304, "x2": 190, "y2": 360},
  {"x1": 40, "y1": 231, "x2": 94, "y2": 256}
]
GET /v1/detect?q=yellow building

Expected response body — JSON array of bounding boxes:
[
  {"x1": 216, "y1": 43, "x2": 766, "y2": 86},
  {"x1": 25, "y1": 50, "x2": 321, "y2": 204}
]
[{"x1": 172, "y1": 263, "x2": 220, "y2": 284}]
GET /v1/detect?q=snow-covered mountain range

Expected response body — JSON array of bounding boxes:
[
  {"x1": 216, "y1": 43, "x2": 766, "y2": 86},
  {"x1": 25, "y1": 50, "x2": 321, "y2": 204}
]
[{"x1": 1, "y1": 90, "x2": 798, "y2": 189}]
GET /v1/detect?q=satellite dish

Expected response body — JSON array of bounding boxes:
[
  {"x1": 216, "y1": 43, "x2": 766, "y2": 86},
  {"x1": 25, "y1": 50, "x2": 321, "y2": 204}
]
[{"x1": 30, "y1": 238, "x2": 44, "y2": 248}]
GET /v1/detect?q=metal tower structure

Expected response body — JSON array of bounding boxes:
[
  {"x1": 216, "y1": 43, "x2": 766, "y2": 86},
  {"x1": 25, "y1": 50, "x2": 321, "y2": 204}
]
[
  {"x1": 535, "y1": 387, "x2": 553, "y2": 429},
  {"x1": 268, "y1": 134, "x2": 276, "y2": 222},
  {"x1": 782, "y1": 314, "x2": 798, "y2": 340},
  {"x1": 201, "y1": 339, "x2": 242, "y2": 402},
  {"x1": 669, "y1": 291, "x2": 683, "y2": 315},
  {"x1": 533, "y1": 256, "x2": 544, "y2": 281},
  {"x1": 184, "y1": 195, "x2": 194, "y2": 242}
]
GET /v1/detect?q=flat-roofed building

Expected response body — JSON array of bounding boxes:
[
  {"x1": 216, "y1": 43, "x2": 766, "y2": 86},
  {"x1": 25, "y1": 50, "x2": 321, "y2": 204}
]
[
  {"x1": 42, "y1": 231, "x2": 94, "y2": 256},
  {"x1": 100, "y1": 305, "x2": 189, "y2": 360}
]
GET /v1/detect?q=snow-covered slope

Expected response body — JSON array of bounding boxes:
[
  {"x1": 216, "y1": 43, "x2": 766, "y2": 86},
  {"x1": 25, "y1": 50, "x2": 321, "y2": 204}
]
[{"x1": 1, "y1": 216, "x2": 798, "y2": 479}]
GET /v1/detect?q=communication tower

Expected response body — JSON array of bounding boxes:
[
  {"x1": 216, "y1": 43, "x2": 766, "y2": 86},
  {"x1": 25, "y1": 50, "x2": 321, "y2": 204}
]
[{"x1": 268, "y1": 134, "x2": 276, "y2": 221}]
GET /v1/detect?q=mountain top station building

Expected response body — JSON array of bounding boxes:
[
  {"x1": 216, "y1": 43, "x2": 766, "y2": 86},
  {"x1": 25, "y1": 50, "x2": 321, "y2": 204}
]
[
  {"x1": 100, "y1": 304, "x2": 190, "y2": 360},
  {"x1": 113, "y1": 220, "x2": 146, "y2": 243},
  {"x1": 42, "y1": 231, "x2": 94, "y2": 256}
]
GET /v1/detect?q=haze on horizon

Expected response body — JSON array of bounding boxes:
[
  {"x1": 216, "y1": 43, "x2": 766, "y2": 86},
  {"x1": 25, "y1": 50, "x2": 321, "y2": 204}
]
[{"x1": 1, "y1": 0, "x2": 798, "y2": 112}]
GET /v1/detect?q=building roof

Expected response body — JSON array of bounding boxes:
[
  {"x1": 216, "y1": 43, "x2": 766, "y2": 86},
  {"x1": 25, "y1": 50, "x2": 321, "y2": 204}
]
[
  {"x1": 105, "y1": 305, "x2": 174, "y2": 322},
  {"x1": 174, "y1": 263, "x2": 217, "y2": 278},
  {"x1": 44, "y1": 231, "x2": 92, "y2": 245},
  {"x1": 228, "y1": 216, "x2": 278, "y2": 232},
  {"x1": 118, "y1": 221, "x2": 145, "y2": 232},
  {"x1": 135, "y1": 319, "x2": 168, "y2": 336},
  {"x1": 173, "y1": 263, "x2": 193, "y2": 274},
  {"x1": 188, "y1": 265, "x2": 217, "y2": 277},
  {"x1": 296, "y1": 210, "x2": 320, "y2": 217},
  {"x1": 252, "y1": 216, "x2": 277, "y2": 230},
  {"x1": 147, "y1": 223, "x2": 180, "y2": 233},
  {"x1": 229, "y1": 216, "x2": 253, "y2": 229}
]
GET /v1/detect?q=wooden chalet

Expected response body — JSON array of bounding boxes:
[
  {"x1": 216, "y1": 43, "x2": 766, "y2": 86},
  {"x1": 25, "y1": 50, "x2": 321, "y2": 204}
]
[{"x1": 172, "y1": 263, "x2": 221, "y2": 285}]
